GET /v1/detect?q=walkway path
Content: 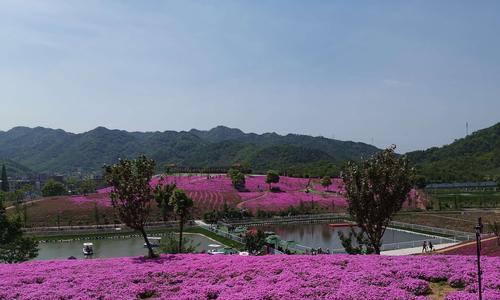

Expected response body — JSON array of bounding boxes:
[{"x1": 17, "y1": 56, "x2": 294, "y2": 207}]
[
  {"x1": 381, "y1": 242, "x2": 459, "y2": 256},
  {"x1": 5, "y1": 198, "x2": 44, "y2": 211}
]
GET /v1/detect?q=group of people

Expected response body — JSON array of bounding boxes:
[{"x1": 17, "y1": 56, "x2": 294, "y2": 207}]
[
  {"x1": 309, "y1": 247, "x2": 331, "y2": 255},
  {"x1": 422, "y1": 241, "x2": 434, "y2": 253}
]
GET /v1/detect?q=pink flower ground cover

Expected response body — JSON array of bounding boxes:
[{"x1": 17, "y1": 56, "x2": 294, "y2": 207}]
[
  {"x1": 92, "y1": 175, "x2": 421, "y2": 213},
  {"x1": 439, "y1": 237, "x2": 500, "y2": 257},
  {"x1": 240, "y1": 191, "x2": 347, "y2": 212},
  {"x1": 245, "y1": 175, "x2": 310, "y2": 192},
  {"x1": 312, "y1": 178, "x2": 345, "y2": 193},
  {"x1": 70, "y1": 194, "x2": 112, "y2": 207},
  {"x1": 0, "y1": 255, "x2": 498, "y2": 300}
]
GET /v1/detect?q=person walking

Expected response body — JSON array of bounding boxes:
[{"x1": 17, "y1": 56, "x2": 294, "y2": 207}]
[
  {"x1": 422, "y1": 241, "x2": 428, "y2": 253},
  {"x1": 428, "y1": 241, "x2": 434, "y2": 252}
]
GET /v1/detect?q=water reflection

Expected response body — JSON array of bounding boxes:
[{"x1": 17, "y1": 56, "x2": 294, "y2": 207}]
[
  {"x1": 36, "y1": 234, "x2": 215, "y2": 260},
  {"x1": 258, "y1": 223, "x2": 432, "y2": 250}
]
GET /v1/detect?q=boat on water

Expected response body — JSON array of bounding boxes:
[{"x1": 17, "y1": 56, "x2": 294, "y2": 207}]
[{"x1": 83, "y1": 243, "x2": 94, "y2": 256}]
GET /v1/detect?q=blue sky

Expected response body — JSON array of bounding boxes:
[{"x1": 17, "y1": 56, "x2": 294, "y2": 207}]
[{"x1": 1, "y1": 1, "x2": 499, "y2": 153}]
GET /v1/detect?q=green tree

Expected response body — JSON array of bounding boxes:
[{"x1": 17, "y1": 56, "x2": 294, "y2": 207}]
[
  {"x1": 230, "y1": 171, "x2": 246, "y2": 190},
  {"x1": 243, "y1": 229, "x2": 266, "y2": 255},
  {"x1": 414, "y1": 175, "x2": 427, "y2": 189},
  {"x1": 340, "y1": 146, "x2": 414, "y2": 254},
  {"x1": 169, "y1": 189, "x2": 193, "y2": 253},
  {"x1": 42, "y1": 180, "x2": 67, "y2": 197},
  {"x1": 19, "y1": 184, "x2": 34, "y2": 200},
  {"x1": 80, "y1": 179, "x2": 96, "y2": 195},
  {"x1": 203, "y1": 210, "x2": 219, "y2": 225},
  {"x1": 0, "y1": 199, "x2": 38, "y2": 263},
  {"x1": 1, "y1": 165, "x2": 9, "y2": 192},
  {"x1": 104, "y1": 155, "x2": 157, "y2": 258},
  {"x1": 338, "y1": 229, "x2": 376, "y2": 255},
  {"x1": 320, "y1": 176, "x2": 332, "y2": 191},
  {"x1": 65, "y1": 176, "x2": 78, "y2": 194},
  {"x1": 93, "y1": 202, "x2": 100, "y2": 225},
  {"x1": 5, "y1": 190, "x2": 24, "y2": 204},
  {"x1": 160, "y1": 232, "x2": 198, "y2": 254},
  {"x1": 265, "y1": 170, "x2": 280, "y2": 190},
  {"x1": 22, "y1": 204, "x2": 28, "y2": 226},
  {"x1": 154, "y1": 181, "x2": 176, "y2": 222}
]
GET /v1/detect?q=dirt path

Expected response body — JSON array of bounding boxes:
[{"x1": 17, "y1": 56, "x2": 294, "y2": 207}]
[
  {"x1": 435, "y1": 236, "x2": 497, "y2": 254},
  {"x1": 5, "y1": 198, "x2": 44, "y2": 211},
  {"x1": 236, "y1": 192, "x2": 268, "y2": 209},
  {"x1": 427, "y1": 214, "x2": 477, "y2": 224}
]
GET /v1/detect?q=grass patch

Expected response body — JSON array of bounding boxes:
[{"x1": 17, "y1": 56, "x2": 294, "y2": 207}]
[
  {"x1": 428, "y1": 190, "x2": 500, "y2": 210},
  {"x1": 428, "y1": 281, "x2": 460, "y2": 300},
  {"x1": 185, "y1": 227, "x2": 245, "y2": 250}
]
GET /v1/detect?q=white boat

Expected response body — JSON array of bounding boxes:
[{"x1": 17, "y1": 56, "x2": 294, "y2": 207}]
[
  {"x1": 144, "y1": 237, "x2": 161, "y2": 248},
  {"x1": 208, "y1": 244, "x2": 238, "y2": 255},
  {"x1": 207, "y1": 244, "x2": 224, "y2": 255},
  {"x1": 83, "y1": 243, "x2": 94, "y2": 256}
]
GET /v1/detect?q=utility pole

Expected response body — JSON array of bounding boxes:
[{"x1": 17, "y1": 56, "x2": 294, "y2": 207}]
[
  {"x1": 466, "y1": 122, "x2": 469, "y2": 136},
  {"x1": 475, "y1": 217, "x2": 483, "y2": 300}
]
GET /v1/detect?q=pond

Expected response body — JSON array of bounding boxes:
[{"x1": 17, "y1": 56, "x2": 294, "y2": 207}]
[
  {"x1": 257, "y1": 223, "x2": 451, "y2": 251},
  {"x1": 36, "y1": 233, "x2": 220, "y2": 260}
]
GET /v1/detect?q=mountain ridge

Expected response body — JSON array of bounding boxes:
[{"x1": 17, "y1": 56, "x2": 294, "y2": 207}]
[
  {"x1": 406, "y1": 122, "x2": 500, "y2": 182},
  {"x1": 0, "y1": 125, "x2": 379, "y2": 176}
]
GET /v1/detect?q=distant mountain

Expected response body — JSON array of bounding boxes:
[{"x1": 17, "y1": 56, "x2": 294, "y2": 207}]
[
  {"x1": 189, "y1": 126, "x2": 246, "y2": 143},
  {"x1": 406, "y1": 122, "x2": 500, "y2": 182},
  {"x1": 0, "y1": 125, "x2": 379, "y2": 175}
]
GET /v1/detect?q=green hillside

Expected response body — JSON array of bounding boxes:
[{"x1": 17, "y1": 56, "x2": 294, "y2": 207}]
[
  {"x1": 0, "y1": 159, "x2": 34, "y2": 178},
  {"x1": 406, "y1": 122, "x2": 500, "y2": 182},
  {"x1": 0, "y1": 126, "x2": 379, "y2": 175}
]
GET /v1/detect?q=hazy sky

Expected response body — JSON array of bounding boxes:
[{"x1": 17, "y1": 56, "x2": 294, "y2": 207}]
[{"x1": 1, "y1": 1, "x2": 499, "y2": 153}]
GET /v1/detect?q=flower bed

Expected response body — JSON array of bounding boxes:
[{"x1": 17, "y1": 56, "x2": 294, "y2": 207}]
[
  {"x1": 0, "y1": 255, "x2": 498, "y2": 300},
  {"x1": 91, "y1": 175, "x2": 422, "y2": 213},
  {"x1": 70, "y1": 194, "x2": 112, "y2": 207},
  {"x1": 239, "y1": 191, "x2": 347, "y2": 212},
  {"x1": 438, "y1": 237, "x2": 500, "y2": 257}
]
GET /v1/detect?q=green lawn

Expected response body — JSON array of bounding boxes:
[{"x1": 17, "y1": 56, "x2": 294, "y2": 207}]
[{"x1": 428, "y1": 190, "x2": 500, "y2": 209}]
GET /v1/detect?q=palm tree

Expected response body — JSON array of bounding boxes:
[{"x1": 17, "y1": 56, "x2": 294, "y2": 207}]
[{"x1": 169, "y1": 190, "x2": 194, "y2": 253}]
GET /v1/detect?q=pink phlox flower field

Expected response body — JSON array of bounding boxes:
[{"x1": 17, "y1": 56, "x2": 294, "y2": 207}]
[
  {"x1": 89, "y1": 175, "x2": 422, "y2": 212},
  {"x1": 70, "y1": 194, "x2": 113, "y2": 207},
  {"x1": 0, "y1": 255, "x2": 498, "y2": 300},
  {"x1": 239, "y1": 191, "x2": 347, "y2": 211}
]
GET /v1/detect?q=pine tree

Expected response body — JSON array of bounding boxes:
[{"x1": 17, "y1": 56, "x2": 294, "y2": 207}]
[{"x1": 1, "y1": 165, "x2": 9, "y2": 192}]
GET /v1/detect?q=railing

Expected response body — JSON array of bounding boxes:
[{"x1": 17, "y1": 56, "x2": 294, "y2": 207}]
[
  {"x1": 199, "y1": 219, "x2": 470, "y2": 255},
  {"x1": 23, "y1": 221, "x2": 179, "y2": 235},
  {"x1": 389, "y1": 221, "x2": 475, "y2": 241},
  {"x1": 380, "y1": 238, "x2": 453, "y2": 251},
  {"x1": 197, "y1": 222, "x2": 244, "y2": 244}
]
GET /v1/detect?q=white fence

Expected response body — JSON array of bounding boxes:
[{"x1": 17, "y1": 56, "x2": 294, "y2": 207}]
[
  {"x1": 198, "y1": 223, "x2": 244, "y2": 244},
  {"x1": 389, "y1": 221, "x2": 475, "y2": 241}
]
